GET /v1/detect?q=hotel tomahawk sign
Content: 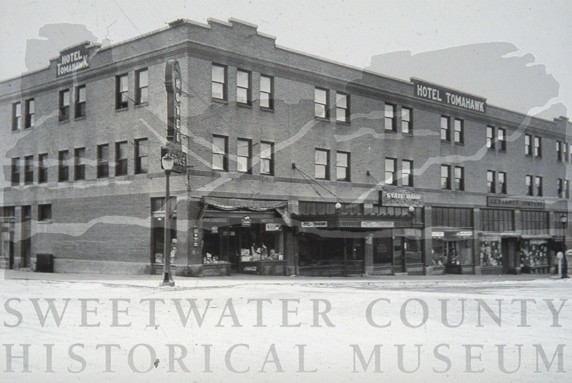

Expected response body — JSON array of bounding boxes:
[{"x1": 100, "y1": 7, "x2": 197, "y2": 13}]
[
  {"x1": 56, "y1": 43, "x2": 90, "y2": 77},
  {"x1": 412, "y1": 79, "x2": 487, "y2": 113}
]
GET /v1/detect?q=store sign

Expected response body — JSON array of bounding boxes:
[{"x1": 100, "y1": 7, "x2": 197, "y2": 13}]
[
  {"x1": 361, "y1": 221, "x2": 395, "y2": 228},
  {"x1": 165, "y1": 59, "x2": 182, "y2": 144},
  {"x1": 432, "y1": 231, "x2": 445, "y2": 238},
  {"x1": 487, "y1": 197, "x2": 545, "y2": 210},
  {"x1": 380, "y1": 190, "x2": 423, "y2": 207},
  {"x1": 457, "y1": 231, "x2": 473, "y2": 238},
  {"x1": 301, "y1": 221, "x2": 328, "y2": 228},
  {"x1": 161, "y1": 144, "x2": 187, "y2": 174},
  {"x1": 241, "y1": 216, "x2": 251, "y2": 227},
  {"x1": 265, "y1": 224, "x2": 281, "y2": 231},
  {"x1": 56, "y1": 44, "x2": 90, "y2": 77},
  {"x1": 412, "y1": 79, "x2": 486, "y2": 113}
]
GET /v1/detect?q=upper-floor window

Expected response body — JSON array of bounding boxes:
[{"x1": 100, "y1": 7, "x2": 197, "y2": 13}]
[
  {"x1": 135, "y1": 138, "x2": 148, "y2": 174},
  {"x1": 237, "y1": 138, "x2": 252, "y2": 173},
  {"x1": 566, "y1": 180, "x2": 571, "y2": 199},
  {"x1": 59, "y1": 89, "x2": 70, "y2": 121},
  {"x1": 11, "y1": 158, "x2": 20, "y2": 186},
  {"x1": 534, "y1": 136, "x2": 542, "y2": 157},
  {"x1": 525, "y1": 134, "x2": 532, "y2": 156},
  {"x1": 558, "y1": 178, "x2": 564, "y2": 198},
  {"x1": 535, "y1": 176, "x2": 543, "y2": 196},
  {"x1": 454, "y1": 119, "x2": 464, "y2": 144},
  {"x1": 498, "y1": 172, "x2": 507, "y2": 194},
  {"x1": 212, "y1": 135, "x2": 228, "y2": 171},
  {"x1": 402, "y1": 160, "x2": 413, "y2": 187},
  {"x1": 315, "y1": 149, "x2": 330, "y2": 180},
  {"x1": 74, "y1": 148, "x2": 86, "y2": 181},
  {"x1": 497, "y1": 128, "x2": 506, "y2": 151},
  {"x1": 24, "y1": 155, "x2": 33, "y2": 185},
  {"x1": 97, "y1": 144, "x2": 109, "y2": 178},
  {"x1": 260, "y1": 141, "x2": 274, "y2": 175},
  {"x1": 212, "y1": 64, "x2": 227, "y2": 101},
  {"x1": 135, "y1": 68, "x2": 148, "y2": 105},
  {"x1": 115, "y1": 141, "x2": 128, "y2": 176},
  {"x1": 385, "y1": 157, "x2": 397, "y2": 185},
  {"x1": 314, "y1": 88, "x2": 329, "y2": 119},
  {"x1": 569, "y1": 143, "x2": 572, "y2": 162},
  {"x1": 25, "y1": 99, "x2": 34, "y2": 129},
  {"x1": 38, "y1": 154, "x2": 48, "y2": 184},
  {"x1": 525, "y1": 175, "x2": 533, "y2": 196},
  {"x1": 12, "y1": 102, "x2": 21, "y2": 131},
  {"x1": 486, "y1": 126, "x2": 495, "y2": 149},
  {"x1": 440, "y1": 116, "x2": 450, "y2": 141},
  {"x1": 487, "y1": 170, "x2": 496, "y2": 193},
  {"x1": 115, "y1": 74, "x2": 128, "y2": 109},
  {"x1": 336, "y1": 92, "x2": 350, "y2": 123},
  {"x1": 401, "y1": 107, "x2": 412, "y2": 134},
  {"x1": 441, "y1": 165, "x2": 451, "y2": 189},
  {"x1": 38, "y1": 204, "x2": 52, "y2": 222},
  {"x1": 75, "y1": 85, "x2": 86, "y2": 118},
  {"x1": 454, "y1": 166, "x2": 464, "y2": 191},
  {"x1": 336, "y1": 151, "x2": 350, "y2": 181},
  {"x1": 557, "y1": 141, "x2": 563, "y2": 161},
  {"x1": 260, "y1": 75, "x2": 274, "y2": 109},
  {"x1": 236, "y1": 70, "x2": 251, "y2": 105},
  {"x1": 58, "y1": 150, "x2": 69, "y2": 182},
  {"x1": 385, "y1": 104, "x2": 396, "y2": 132},
  {"x1": 564, "y1": 141, "x2": 569, "y2": 162}
]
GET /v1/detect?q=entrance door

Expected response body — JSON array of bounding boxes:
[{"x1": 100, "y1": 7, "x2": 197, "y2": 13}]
[
  {"x1": 393, "y1": 237, "x2": 405, "y2": 272},
  {"x1": 21, "y1": 206, "x2": 31, "y2": 268},
  {"x1": 502, "y1": 238, "x2": 517, "y2": 273}
]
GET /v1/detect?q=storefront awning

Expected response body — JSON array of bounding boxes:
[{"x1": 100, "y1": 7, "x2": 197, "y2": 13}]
[{"x1": 201, "y1": 197, "x2": 291, "y2": 226}]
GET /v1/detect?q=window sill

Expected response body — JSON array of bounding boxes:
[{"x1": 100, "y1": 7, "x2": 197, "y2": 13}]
[
  {"x1": 74, "y1": 116, "x2": 86, "y2": 121},
  {"x1": 314, "y1": 116, "x2": 330, "y2": 122},
  {"x1": 11, "y1": 129, "x2": 21, "y2": 134},
  {"x1": 212, "y1": 98, "x2": 228, "y2": 105},
  {"x1": 455, "y1": 142, "x2": 465, "y2": 146},
  {"x1": 335, "y1": 120, "x2": 351, "y2": 126},
  {"x1": 440, "y1": 139, "x2": 450, "y2": 143},
  {"x1": 24, "y1": 126, "x2": 34, "y2": 130},
  {"x1": 384, "y1": 129, "x2": 397, "y2": 134},
  {"x1": 115, "y1": 107, "x2": 129, "y2": 113},
  {"x1": 38, "y1": 220, "x2": 52, "y2": 224},
  {"x1": 58, "y1": 119, "x2": 70, "y2": 124},
  {"x1": 237, "y1": 102, "x2": 252, "y2": 109},
  {"x1": 260, "y1": 107, "x2": 274, "y2": 113},
  {"x1": 135, "y1": 102, "x2": 149, "y2": 108}
]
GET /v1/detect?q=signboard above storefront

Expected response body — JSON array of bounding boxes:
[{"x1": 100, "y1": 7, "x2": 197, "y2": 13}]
[
  {"x1": 380, "y1": 190, "x2": 423, "y2": 207},
  {"x1": 412, "y1": 79, "x2": 486, "y2": 113},
  {"x1": 301, "y1": 221, "x2": 328, "y2": 228},
  {"x1": 360, "y1": 221, "x2": 395, "y2": 228},
  {"x1": 487, "y1": 197, "x2": 545, "y2": 210},
  {"x1": 56, "y1": 43, "x2": 90, "y2": 77},
  {"x1": 161, "y1": 144, "x2": 187, "y2": 174}
]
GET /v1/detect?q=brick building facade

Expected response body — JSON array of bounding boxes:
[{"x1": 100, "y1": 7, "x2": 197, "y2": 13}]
[{"x1": 1, "y1": 18, "x2": 570, "y2": 276}]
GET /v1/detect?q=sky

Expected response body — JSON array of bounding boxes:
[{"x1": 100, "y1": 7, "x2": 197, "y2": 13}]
[{"x1": 1, "y1": 0, "x2": 571, "y2": 119}]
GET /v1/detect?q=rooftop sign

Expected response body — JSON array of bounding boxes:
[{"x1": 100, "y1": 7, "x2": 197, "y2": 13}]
[
  {"x1": 412, "y1": 79, "x2": 486, "y2": 113},
  {"x1": 56, "y1": 43, "x2": 90, "y2": 77}
]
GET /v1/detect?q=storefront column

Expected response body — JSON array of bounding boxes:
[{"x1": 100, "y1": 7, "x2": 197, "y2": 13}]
[
  {"x1": 188, "y1": 200, "x2": 203, "y2": 266},
  {"x1": 12, "y1": 206, "x2": 22, "y2": 269},
  {"x1": 364, "y1": 234, "x2": 374, "y2": 275},
  {"x1": 423, "y1": 206, "x2": 433, "y2": 275},
  {"x1": 285, "y1": 229, "x2": 296, "y2": 275},
  {"x1": 473, "y1": 208, "x2": 482, "y2": 275}
]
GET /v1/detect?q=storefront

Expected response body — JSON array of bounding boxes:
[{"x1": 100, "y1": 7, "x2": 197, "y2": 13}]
[
  {"x1": 431, "y1": 207, "x2": 474, "y2": 274},
  {"x1": 520, "y1": 210, "x2": 551, "y2": 274},
  {"x1": 478, "y1": 232, "x2": 519, "y2": 274}
]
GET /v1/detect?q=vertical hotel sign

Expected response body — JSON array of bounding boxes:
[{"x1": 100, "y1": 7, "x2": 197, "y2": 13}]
[
  {"x1": 412, "y1": 78, "x2": 486, "y2": 113},
  {"x1": 162, "y1": 59, "x2": 186, "y2": 174},
  {"x1": 56, "y1": 43, "x2": 90, "y2": 77}
]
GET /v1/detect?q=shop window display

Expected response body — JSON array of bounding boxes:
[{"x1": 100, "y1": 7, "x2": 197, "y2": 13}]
[
  {"x1": 520, "y1": 240, "x2": 549, "y2": 272},
  {"x1": 479, "y1": 238, "x2": 503, "y2": 267}
]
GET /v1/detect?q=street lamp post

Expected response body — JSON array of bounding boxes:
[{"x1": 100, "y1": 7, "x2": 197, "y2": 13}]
[
  {"x1": 560, "y1": 214, "x2": 569, "y2": 279},
  {"x1": 161, "y1": 154, "x2": 175, "y2": 286}
]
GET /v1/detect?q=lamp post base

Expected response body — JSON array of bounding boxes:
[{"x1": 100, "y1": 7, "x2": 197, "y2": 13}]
[{"x1": 161, "y1": 273, "x2": 175, "y2": 286}]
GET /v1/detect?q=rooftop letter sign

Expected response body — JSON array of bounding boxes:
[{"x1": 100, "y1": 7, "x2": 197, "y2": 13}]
[
  {"x1": 56, "y1": 43, "x2": 90, "y2": 77},
  {"x1": 165, "y1": 59, "x2": 182, "y2": 144},
  {"x1": 412, "y1": 79, "x2": 486, "y2": 113}
]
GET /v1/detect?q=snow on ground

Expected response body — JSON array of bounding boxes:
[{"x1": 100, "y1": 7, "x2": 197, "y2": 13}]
[{"x1": 1, "y1": 272, "x2": 571, "y2": 382}]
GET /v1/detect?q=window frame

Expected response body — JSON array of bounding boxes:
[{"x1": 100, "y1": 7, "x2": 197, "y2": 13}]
[
  {"x1": 314, "y1": 149, "x2": 330, "y2": 180},
  {"x1": 441, "y1": 165, "x2": 451, "y2": 190},
  {"x1": 486, "y1": 126, "x2": 495, "y2": 150},
  {"x1": 454, "y1": 166, "x2": 464, "y2": 191},
  {"x1": 211, "y1": 64, "x2": 227, "y2": 101},
  {"x1": 115, "y1": 73, "x2": 129, "y2": 110},
  {"x1": 487, "y1": 170, "x2": 496, "y2": 193},
  {"x1": 401, "y1": 107, "x2": 412, "y2": 134},
  {"x1": 11, "y1": 158, "x2": 20, "y2": 186},
  {"x1": 212, "y1": 135, "x2": 228, "y2": 171},
  {"x1": 534, "y1": 136, "x2": 542, "y2": 157},
  {"x1": 336, "y1": 151, "x2": 350, "y2": 181},
  {"x1": 498, "y1": 172, "x2": 507, "y2": 194},
  {"x1": 384, "y1": 103, "x2": 396, "y2": 132},
  {"x1": 336, "y1": 92, "x2": 350, "y2": 123},
  {"x1": 525, "y1": 175, "x2": 533, "y2": 196},
  {"x1": 525, "y1": 134, "x2": 532, "y2": 156},
  {"x1": 58, "y1": 150, "x2": 69, "y2": 182},
  {"x1": 237, "y1": 138, "x2": 252, "y2": 173},
  {"x1": 59, "y1": 89, "x2": 70, "y2": 121},
  {"x1": 497, "y1": 128, "x2": 507, "y2": 151},
  {"x1": 135, "y1": 138, "x2": 148, "y2": 174},
  {"x1": 75, "y1": 85, "x2": 86, "y2": 118},
  {"x1": 24, "y1": 155, "x2": 34, "y2": 185},
  {"x1": 25, "y1": 98, "x2": 34, "y2": 129},
  {"x1": 454, "y1": 118, "x2": 464, "y2": 144},
  {"x1": 12, "y1": 102, "x2": 22, "y2": 131},
  {"x1": 74, "y1": 147, "x2": 86, "y2": 181},
  {"x1": 260, "y1": 141, "x2": 274, "y2": 175},
  {"x1": 259, "y1": 75, "x2": 274, "y2": 110},
  {"x1": 97, "y1": 144, "x2": 109, "y2": 178},
  {"x1": 236, "y1": 69, "x2": 252, "y2": 106},
  {"x1": 535, "y1": 176, "x2": 543, "y2": 196},
  {"x1": 440, "y1": 116, "x2": 450, "y2": 141},
  {"x1": 314, "y1": 87, "x2": 329, "y2": 119},
  {"x1": 38, "y1": 153, "x2": 48, "y2": 184},
  {"x1": 38, "y1": 204, "x2": 52, "y2": 222},
  {"x1": 384, "y1": 157, "x2": 397, "y2": 185},
  {"x1": 402, "y1": 159, "x2": 413, "y2": 187},
  {"x1": 135, "y1": 68, "x2": 148, "y2": 105},
  {"x1": 557, "y1": 141, "x2": 562, "y2": 161},
  {"x1": 115, "y1": 141, "x2": 128, "y2": 177}
]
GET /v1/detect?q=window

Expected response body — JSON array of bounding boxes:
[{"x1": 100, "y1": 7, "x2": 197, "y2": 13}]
[
  {"x1": 10, "y1": 158, "x2": 20, "y2": 185},
  {"x1": 314, "y1": 88, "x2": 329, "y2": 119},
  {"x1": 24, "y1": 156, "x2": 33, "y2": 185},
  {"x1": 557, "y1": 141, "x2": 563, "y2": 161},
  {"x1": 212, "y1": 64, "x2": 227, "y2": 100},
  {"x1": 38, "y1": 154, "x2": 48, "y2": 184},
  {"x1": 385, "y1": 157, "x2": 397, "y2": 185},
  {"x1": 566, "y1": 180, "x2": 571, "y2": 199},
  {"x1": 260, "y1": 75, "x2": 274, "y2": 109},
  {"x1": 535, "y1": 176, "x2": 542, "y2": 196},
  {"x1": 25, "y1": 99, "x2": 34, "y2": 128},
  {"x1": 237, "y1": 139, "x2": 252, "y2": 173},
  {"x1": 336, "y1": 92, "x2": 350, "y2": 123},
  {"x1": 401, "y1": 107, "x2": 412, "y2": 134},
  {"x1": 260, "y1": 141, "x2": 274, "y2": 175},
  {"x1": 97, "y1": 144, "x2": 109, "y2": 178},
  {"x1": 212, "y1": 135, "x2": 228, "y2": 171},
  {"x1": 38, "y1": 204, "x2": 52, "y2": 222},
  {"x1": 402, "y1": 160, "x2": 413, "y2": 186},
  {"x1": 525, "y1": 134, "x2": 532, "y2": 155},
  {"x1": 135, "y1": 69, "x2": 148, "y2": 105},
  {"x1": 59, "y1": 89, "x2": 70, "y2": 121},
  {"x1": 564, "y1": 142, "x2": 569, "y2": 162},
  {"x1": 236, "y1": 70, "x2": 251, "y2": 105},
  {"x1": 558, "y1": 178, "x2": 564, "y2": 198},
  {"x1": 336, "y1": 152, "x2": 350, "y2": 181},
  {"x1": 12, "y1": 102, "x2": 21, "y2": 131},
  {"x1": 58, "y1": 150, "x2": 69, "y2": 182},
  {"x1": 498, "y1": 172, "x2": 507, "y2": 194},
  {"x1": 534, "y1": 136, "x2": 542, "y2": 157},
  {"x1": 486, "y1": 126, "x2": 495, "y2": 149},
  {"x1": 75, "y1": 85, "x2": 86, "y2": 118},
  {"x1": 116, "y1": 74, "x2": 128, "y2": 109},
  {"x1": 497, "y1": 128, "x2": 506, "y2": 151},
  {"x1": 314, "y1": 149, "x2": 329, "y2": 180},
  {"x1": 569, "y1": 143, "x2": 572, "y2": 162},
  {"x1": 440, "y1": 116, "x2": 450, "y2": 141},
  {"x1": 74, "y1": 148, "x2": 86, "y2": 181},
  {"x1": 454, "y1": 166, "x2": 464, "y2": 191},
  {"x1": 385, "y1": 104, "x2": 396, "y2": 131},
  {"x1": 487, "y1": 170, "x2": 496, "y2": 193},
  {"x1": 115, "y1": 142, "x2": 128, "y2": 176},
  {"x1": 454, "y1": 119, "x2": 464, "y2": 144},
  {"x1": 135, "y1": 138, "x2": 148, "y2": 174},
  {"x1": 525, "y1": 175, "x2": 533, "y2": 196},
  {"x1": 441, "y1": 165, "x2": 451, "y2": 189}
]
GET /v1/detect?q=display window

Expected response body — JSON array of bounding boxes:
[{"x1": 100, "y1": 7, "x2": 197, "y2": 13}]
[
  {"x1": 479, "y1": 237, "x2": 503, "y2": 266},
  {"x1": 519, "y1": 240, "x2": 549, "y2": 269}
]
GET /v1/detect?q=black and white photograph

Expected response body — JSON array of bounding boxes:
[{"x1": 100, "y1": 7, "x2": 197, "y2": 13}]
[{"x1": 1, "y1": 0, "x2": 571, "y2": 381}]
